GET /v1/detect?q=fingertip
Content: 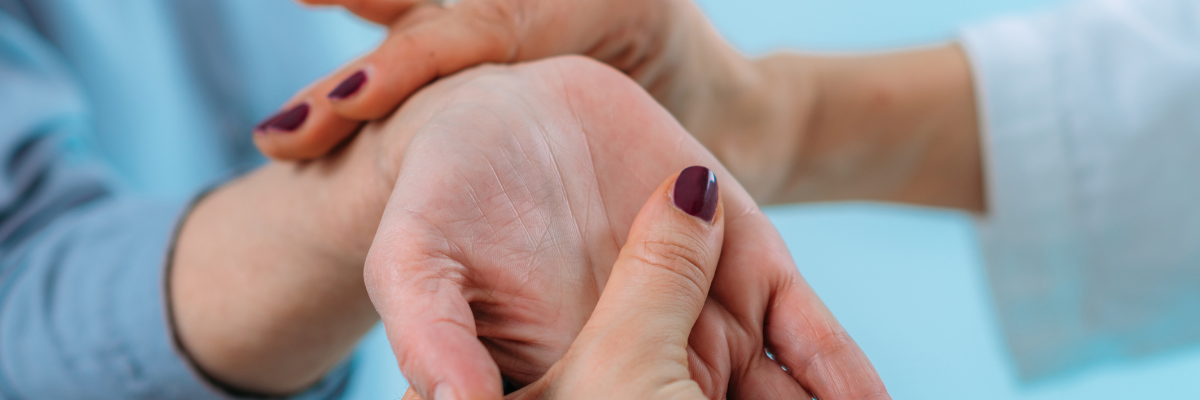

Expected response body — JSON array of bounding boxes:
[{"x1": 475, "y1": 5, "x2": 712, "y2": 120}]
[
  {"x1": 379, "y1": 274, "x2": 503, "y2": 400},
  {"x1": 434, "y1": 383, "x2": 458, "y2": 400},
  {"x1": 253, "y1": 109, "x2": 362, "y2": 160},
  {"x1": 327, "y1": 69, "x2": 368, "y2": 101},
  {"x1": 324, "y1": 60, "x2": 411, "y2": 121},
  {"x1": 670, "y1": 165, "x2": 721, "y2": 224},
  {"x1": 252, "y1": 84, "x2": 366, "y2": 160},
  {"x1": 587, "y1": 165, "x2": 727, "y2": 338},
  {"x1": 766, "y1": 279, "x2": 889, "y2": 400},
  {"x1": 626, "y1": 164, "x2": 727, "y2": 286},
  {"x1": 327, "y1": 7, "x2": 518, "y2": 121},
  {"x1": 324, "y1": 44, "x2": 433, "y2": 121},
  {"x1": 390, "y1": 314, "x2": 504, "y2": 400}
]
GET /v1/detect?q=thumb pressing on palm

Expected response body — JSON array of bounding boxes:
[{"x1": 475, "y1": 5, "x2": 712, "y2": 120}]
[{"x1": 403, "y1": 165, "x2": 724, "y2": 400}]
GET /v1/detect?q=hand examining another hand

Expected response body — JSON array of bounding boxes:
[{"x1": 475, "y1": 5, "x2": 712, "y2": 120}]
[
  {"x1": 255, "y1": 0, "x2": 753, "y2": 166},
  {"x1": 401, "y1": 166, "x2": 726, "y2": 400},
  {"x1": 258, "y1": 0, "x2": 982, "y2": 211},
  {"x1": 360, "y1": 56, "x2": 887, "y2": 399},
  {"x1": 176, "y1": 52, "x2": 891, "y2": 397},
  {"x1": 184, "y1": 0, "x2": 981, "y2": 392}
]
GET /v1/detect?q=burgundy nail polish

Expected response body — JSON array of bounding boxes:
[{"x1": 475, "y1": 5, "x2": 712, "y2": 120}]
[
  {"x1": 328, "y1": 70, "x2": 367, "y2": 100},
  {"x1": 672, "y1": 166, "x2": 719, "y2": 223},
  {"x1": 255, "y1": 103, "x2": 310, "y2": 133}
]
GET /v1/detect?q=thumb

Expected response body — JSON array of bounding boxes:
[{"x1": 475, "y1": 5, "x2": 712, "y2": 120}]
[{"x1": 585, "y1": 165, "x2": 724, "y2": 356}]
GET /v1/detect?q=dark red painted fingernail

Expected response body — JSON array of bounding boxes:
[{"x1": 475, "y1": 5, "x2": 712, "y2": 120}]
[
  {"x1": 672, "y1": 166, "x2": 719, "y2": 223},
  {"x1": 255, "y1": 103, "x2": 310, "y2": 133},
  {"x1": 328, "y1": 70, "x2": 366, "y2": 100}
]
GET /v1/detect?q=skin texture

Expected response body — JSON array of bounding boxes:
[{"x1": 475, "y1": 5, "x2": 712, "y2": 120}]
[
  {"x1": 171, "y1": 104, "x2": 400, "y2": 393},
  {"x1": 750, "y1": 47, "x2": 984, "y2": 211},
  {"x1": 362, "y1": 56, "x2": 887, "y2": 400},
  {"x1": 403, "y1": 169, "x2": 726, "y2": 400}
]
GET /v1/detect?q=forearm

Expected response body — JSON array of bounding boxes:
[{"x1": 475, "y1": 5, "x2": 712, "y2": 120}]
[
  {"x1": 646, "y1": 0, "x2": 792, "y2": 199},
  {"x1": 775, "y1": 45, "x2": 984, "y2": 211},
  {"x1": 170, "y1": 137, "x2": 392, "y2": 395},
  {"x1": 677, "y1": 41, "x2": 984, "y2": 212}
]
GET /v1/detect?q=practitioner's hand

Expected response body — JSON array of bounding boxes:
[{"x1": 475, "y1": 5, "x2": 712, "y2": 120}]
[
  {"x1": 255, "y1": 0, "x2": 751, "y2": 162},
  {"x1": 263, "y1": 0, "x2": 985, "y2": 211},
  {"x1": 401, "y1": 166, "x2": 725, "y2": 400},
  {"x1": 364, "y1": 56, "x2": 888, "y2": 400}
]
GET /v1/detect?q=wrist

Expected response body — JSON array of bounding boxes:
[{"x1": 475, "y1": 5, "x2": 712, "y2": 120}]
[
  {"x1": 647, "y1": 0, "x2": 814, "y2": 202},
  {"x1": 643, "y1": 0, "x2": 753, "y2": 137},
  {"x1": 170, "y1": 147, "x2": 392, "y2": 393}
]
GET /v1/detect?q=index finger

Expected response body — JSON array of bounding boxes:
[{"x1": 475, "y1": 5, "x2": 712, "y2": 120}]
[
  {"x1": 326, "y1": 3, "x2": 520, "y2": 121},
  {"x1": 255, "y1": 2, "x2": 517, "y2": 160},
  {"x1": 718, "y1": 210, "x2": 891, "y2": 400}
]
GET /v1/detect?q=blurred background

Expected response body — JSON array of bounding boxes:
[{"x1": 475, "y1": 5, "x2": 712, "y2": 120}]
[{"x1": 329, "y1": 0, "x2": 1200, "y2": 398}]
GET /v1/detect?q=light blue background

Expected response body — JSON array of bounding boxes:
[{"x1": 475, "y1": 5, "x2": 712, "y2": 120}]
[{"x1": 342, "y1": 0, "x2": 1200, "y2": 399}]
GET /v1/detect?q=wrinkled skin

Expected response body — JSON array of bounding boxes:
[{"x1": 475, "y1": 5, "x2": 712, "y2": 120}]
[{"x1": 361, "y1": 56, "x2": 888, "y2": 400}]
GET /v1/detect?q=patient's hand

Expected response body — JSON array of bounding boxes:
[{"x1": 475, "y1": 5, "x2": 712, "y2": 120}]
[
  {"x1": 363, "y1": 56, "x2": 888, "y2": 400},
  {"x1": 403, "y1": 166, "x2": 727, "y2": 400}
]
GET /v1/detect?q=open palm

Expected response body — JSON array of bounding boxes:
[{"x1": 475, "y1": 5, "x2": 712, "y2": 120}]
[{"x1": 363, "y1": 56, "x2": 887, "y2": 400}]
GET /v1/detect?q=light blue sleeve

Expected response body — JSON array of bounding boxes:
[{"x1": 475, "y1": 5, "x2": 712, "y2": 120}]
[
  {"x1": 961, "y1": 0, "x2": 1200, "y2": 381},
  {"x1": 0, "y1": 11, "x2": 351, "y2": 400}
]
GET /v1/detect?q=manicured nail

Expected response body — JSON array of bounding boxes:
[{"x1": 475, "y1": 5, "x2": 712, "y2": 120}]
[
  {"x1": 255, "y1": 103, "x2": 309, "y2": 133},
  {"x1": 328, "y1": 70, "x2": 366, "y2": 100},
  {"x1": 672, "y1": 166, "x2": 719, "y2": 223},
  {"x1": 434, "y1": 383, "x2": 458, "y2": 400}
]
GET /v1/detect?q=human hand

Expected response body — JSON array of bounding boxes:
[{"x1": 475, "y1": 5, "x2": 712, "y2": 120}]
[
  {"x1": 400, "y1": 166, "x2": 725, "y2": 400},
  {"x1": 261, "y1": 0, "x2": 985, "y2": 211},
  {"x1": 363, "y1": 56, "x2": 888, "y2": 400},
  {"x1": 254, "y1": 0, "x2": 754, "y2": 163}
]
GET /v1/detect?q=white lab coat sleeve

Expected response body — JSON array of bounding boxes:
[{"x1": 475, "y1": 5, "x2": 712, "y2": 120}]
[{"x1": 961, "y1": 0, "x2": 1200, "y2": 380}]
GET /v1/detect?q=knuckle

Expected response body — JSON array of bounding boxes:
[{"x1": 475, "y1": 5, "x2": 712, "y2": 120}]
[
  {"x1": 815, "y1": 328, "x2": 856, "y2": 357},
  {"x1": 463, "y1": 0, "x2": 522, "y2": 57},
  {"x1": 630, "y1": 237, "x2": 713, "y2": 298},
  {"x1": 787, "y1": 326, "x2": 857, "y2": 377}
]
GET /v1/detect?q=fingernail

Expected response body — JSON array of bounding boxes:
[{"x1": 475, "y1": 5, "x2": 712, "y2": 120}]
[
  {"x1": 254, "y1": 103, "x2": 310, "y2": 133},
  {"x1": 672, "y1": 165, "x2": 719, "y2": 223},
  {"x1": 328, "y1": 70, "x2": 367, "y2": 100},
  {"x1": 434, "y1": 383, "x2": 458, "y2": 400}
]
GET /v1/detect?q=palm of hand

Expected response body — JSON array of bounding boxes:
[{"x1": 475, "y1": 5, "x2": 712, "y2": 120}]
[{"x1": 364, "y1": 57, "x2": 883, "y2": 400}]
